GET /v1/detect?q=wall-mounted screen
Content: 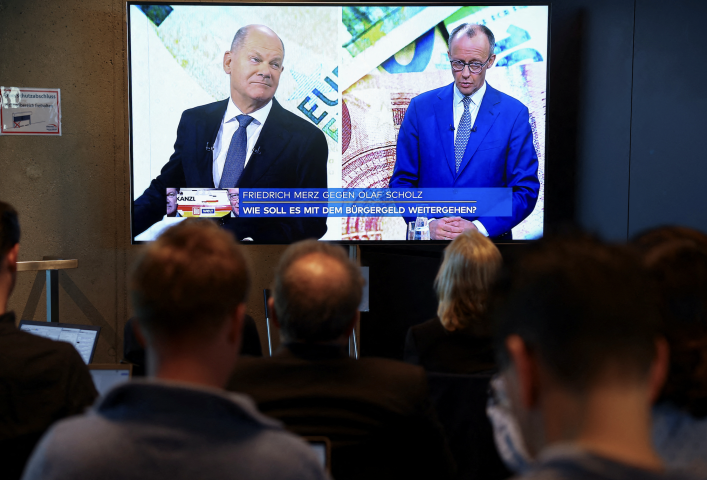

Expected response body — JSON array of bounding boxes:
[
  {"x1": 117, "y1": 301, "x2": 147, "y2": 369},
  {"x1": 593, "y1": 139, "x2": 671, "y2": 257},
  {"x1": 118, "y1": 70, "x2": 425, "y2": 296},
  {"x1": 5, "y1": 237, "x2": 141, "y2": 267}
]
[{"x1": 128, "y1": 3, "x2": 548, "y2": 243}]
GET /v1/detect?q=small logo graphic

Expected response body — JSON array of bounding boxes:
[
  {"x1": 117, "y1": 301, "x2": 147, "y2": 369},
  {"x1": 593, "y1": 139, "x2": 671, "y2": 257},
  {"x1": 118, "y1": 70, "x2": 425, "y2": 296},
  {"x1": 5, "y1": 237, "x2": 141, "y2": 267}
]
[
  {"x1": 46, "y1": 124, "x2": 58, "y2": 131},
  {"x1": 201, "y1": 208, "x2": 215, "y2": 214},
  {"x1": 192, "y1": 207, "x2": 201, "y2": 216}
]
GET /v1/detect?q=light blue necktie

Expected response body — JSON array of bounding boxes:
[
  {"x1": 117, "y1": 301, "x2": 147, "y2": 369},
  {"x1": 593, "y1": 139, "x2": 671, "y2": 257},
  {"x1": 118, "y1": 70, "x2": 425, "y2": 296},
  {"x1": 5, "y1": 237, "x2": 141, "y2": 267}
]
[
  {"x1": 454, "y1": 96, "x2": 473, "y2": 173},
  {"x1": 219, "y1": 115, "x2": 254, "y2": 188}
]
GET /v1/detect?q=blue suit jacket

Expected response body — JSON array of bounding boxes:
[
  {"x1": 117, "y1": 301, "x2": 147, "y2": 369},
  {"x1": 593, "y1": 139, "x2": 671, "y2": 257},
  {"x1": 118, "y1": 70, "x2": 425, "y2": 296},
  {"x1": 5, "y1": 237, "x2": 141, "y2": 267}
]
[
  {"x1": 389, "y1": 83, "x2": 540, "y2": 238},
  {"x1": 133, "y1": 98, "x2": 328, "y2": 242}
]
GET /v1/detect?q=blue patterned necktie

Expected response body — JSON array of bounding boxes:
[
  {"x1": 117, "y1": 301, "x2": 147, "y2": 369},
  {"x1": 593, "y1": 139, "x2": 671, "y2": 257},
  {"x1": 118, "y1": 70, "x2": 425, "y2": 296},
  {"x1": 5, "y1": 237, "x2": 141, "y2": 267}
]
[
  {"x1": 454, "y1": 96, "x2": 473, "y2": 172},
  {"x1": 219, "y1": 115, "x2": 254, "y2": 188}
]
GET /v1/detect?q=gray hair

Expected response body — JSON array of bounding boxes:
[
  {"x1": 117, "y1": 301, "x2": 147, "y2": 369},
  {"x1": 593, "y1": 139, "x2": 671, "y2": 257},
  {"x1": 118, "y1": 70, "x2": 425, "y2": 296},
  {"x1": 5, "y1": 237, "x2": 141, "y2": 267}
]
[
  {"x1": 273, "y1": 240, "x2": 364, "y2": 343},
  {"x1": 231, "y1": 25, "x2": 285, "y2": 57},
  {"x1": 448, "y1": 23, "x2": 496, "y2": 57}
]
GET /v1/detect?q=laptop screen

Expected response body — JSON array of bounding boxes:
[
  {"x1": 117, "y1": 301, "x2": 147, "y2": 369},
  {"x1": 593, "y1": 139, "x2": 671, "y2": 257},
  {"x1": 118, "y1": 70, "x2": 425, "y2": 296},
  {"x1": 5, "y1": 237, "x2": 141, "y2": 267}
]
[
  {"x1": 88, "y1": 365, "x2": 132, "y2": 396},
  {"x1": 304, "y1": 437, "x2": 331, "y2": 471},
  {"x1": 19, "y1": 320, "x2": 101, "y2": 364}
]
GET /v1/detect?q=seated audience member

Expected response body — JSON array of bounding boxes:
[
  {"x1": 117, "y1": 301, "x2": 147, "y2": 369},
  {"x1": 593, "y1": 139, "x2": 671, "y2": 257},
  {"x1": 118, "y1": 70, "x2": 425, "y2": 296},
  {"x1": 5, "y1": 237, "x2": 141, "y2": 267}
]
[
  {"x1": 0, "y1": 201, "x2": 97, "y2": 480},
  {"x1": 490, "y1": 234, "x2": 700, "y2": 480},
  {"x1": 122, "y1": 317, "x2": 147, "y2": 376},
  {"x1": 22, "y1": 220, "x2": 327, "y2": 480},
  {"x1": 634, "y1": 227, "x2": 707, "y2": 475},
  {"x1": 632, "y1": 226, "x2": 707, "y2": 255},
  {"x1": 227, "y1": 240, "x2": 455, "y2": 480},
  {"x1": 404, "y1": 230, "x2": 501, "y2": 374},
  {"x1": 123, "y1": 313, "x2": 262, "y2": 377}
]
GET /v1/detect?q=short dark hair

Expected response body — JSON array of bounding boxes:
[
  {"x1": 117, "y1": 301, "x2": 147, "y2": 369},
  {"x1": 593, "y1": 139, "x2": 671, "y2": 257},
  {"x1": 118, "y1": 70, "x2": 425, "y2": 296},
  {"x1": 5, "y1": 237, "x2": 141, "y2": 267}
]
[
  {"x1": 273, "y1": 240, "x2": 364, "y2": 343},
  {"x1": 449, "y1": 23, "x2": 496, "y2": 57},
  {"x1": 130, "y1": 219, "x2": 250, "y2": 342},
  {"x1": 0, "y1": 201, "x2": 20, "y2": 260},
  {"x1": 493, "y1": 234, "x2": 660, "y2": 393},
  {"x1": 632, "y1": 225, "x2": 707, "y2": 255},
  {"x1": 639, "y1": 234, "x2": 707, "y2": 418}
]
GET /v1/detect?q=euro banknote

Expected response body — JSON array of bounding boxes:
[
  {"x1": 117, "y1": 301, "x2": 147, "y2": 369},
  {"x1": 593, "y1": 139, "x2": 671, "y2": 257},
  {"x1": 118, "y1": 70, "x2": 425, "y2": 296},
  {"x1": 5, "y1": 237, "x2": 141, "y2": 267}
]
[{"x1": 340, "y1": 6, "x2": 461, "y2": 91}]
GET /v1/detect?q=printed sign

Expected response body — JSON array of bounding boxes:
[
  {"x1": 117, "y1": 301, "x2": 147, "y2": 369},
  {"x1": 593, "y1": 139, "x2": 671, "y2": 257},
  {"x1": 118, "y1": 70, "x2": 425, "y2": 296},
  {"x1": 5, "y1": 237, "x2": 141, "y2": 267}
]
[{"x1": 1, "y1": 87, "x2": 61, "y2": 135}]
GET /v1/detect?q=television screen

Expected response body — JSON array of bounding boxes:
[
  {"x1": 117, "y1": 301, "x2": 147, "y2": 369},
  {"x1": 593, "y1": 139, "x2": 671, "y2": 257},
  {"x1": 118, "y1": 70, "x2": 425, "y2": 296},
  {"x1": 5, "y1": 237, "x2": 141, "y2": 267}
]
[{"x1": 128, "y1": 3, "x2": 548, "y2": 243}]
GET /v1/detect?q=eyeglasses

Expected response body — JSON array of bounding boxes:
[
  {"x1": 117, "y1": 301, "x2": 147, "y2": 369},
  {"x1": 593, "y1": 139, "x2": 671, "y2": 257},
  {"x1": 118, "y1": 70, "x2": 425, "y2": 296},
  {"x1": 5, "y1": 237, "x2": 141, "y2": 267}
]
[
  {"x1": 228, "y1": 194, "x2": 239, "y2": 201},
  {"x1": 450, "y1": 54, "x2": 493, "y2": 74},
  {"x1": 166, "y1": 192, "x2": 177, "y2": 198}
]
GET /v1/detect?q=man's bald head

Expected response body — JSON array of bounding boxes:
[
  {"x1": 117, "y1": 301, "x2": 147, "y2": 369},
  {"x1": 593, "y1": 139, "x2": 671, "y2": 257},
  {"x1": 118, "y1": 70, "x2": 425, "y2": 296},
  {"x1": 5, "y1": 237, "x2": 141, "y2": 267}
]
[
  {"x1": 223, "y1": 23, "x2": 284, "y2": 113},
  {"x1": 273, "y1": 240, "x2": 364, "y2": 343},
  {"x1": 231, "y1": 24, "x2": 285, "y2": 57}
]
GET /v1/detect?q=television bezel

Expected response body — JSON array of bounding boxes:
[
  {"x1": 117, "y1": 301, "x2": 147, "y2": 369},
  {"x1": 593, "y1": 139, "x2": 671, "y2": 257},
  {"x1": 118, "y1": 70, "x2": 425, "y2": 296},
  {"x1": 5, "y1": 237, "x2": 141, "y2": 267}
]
[{"x1": 126, "y1": 1, "x2": 551, "y2": 246}]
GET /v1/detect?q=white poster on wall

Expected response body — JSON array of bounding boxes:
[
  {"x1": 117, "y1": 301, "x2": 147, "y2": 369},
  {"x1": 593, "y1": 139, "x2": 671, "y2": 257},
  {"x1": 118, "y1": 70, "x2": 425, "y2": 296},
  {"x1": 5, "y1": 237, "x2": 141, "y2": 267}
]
[{"x1": 1, "y1": 87, "x2": 61, "y2": 135}]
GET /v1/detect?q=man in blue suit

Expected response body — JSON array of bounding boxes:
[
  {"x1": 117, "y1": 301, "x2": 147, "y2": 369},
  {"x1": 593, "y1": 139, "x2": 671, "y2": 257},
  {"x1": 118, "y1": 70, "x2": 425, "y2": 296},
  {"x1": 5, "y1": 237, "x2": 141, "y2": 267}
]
[
  {"x1": 389, "y1": 24, "x2": 539, "y2": 240},
  {"x1": 133, "y1": 25, "x2": 328, "y2": 243}
]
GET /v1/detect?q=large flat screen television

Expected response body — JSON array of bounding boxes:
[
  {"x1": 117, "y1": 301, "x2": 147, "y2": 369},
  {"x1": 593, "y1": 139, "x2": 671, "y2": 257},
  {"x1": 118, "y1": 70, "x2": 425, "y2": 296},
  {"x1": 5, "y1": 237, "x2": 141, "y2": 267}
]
[{"x1": 127, "y1": 3, "x2": 549, "y2": 244}]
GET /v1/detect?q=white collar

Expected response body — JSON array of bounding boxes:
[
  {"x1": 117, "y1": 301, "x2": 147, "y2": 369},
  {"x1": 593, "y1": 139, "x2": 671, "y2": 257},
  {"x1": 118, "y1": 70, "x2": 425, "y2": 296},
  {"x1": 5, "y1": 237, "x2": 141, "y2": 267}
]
[
  {"x1": 454, "y1": 81, "x2": 487, "y2": 107},
  {"x1": 224, "y1": 96, "x2": 273, "y2": 126}
]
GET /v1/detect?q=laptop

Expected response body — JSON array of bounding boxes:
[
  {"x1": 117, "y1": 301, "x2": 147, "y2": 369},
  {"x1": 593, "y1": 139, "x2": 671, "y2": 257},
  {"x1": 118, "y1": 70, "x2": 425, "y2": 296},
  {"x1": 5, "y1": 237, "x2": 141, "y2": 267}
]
[
  {"x1": 304, "y1": 436, "x2": 331, "y2": 472},
  {"x1": 88, "y1": 364, "x2": 133, "y2": 396},
  {"x1": 19, "y1": 320, "x2": 101, "y2": 364}
]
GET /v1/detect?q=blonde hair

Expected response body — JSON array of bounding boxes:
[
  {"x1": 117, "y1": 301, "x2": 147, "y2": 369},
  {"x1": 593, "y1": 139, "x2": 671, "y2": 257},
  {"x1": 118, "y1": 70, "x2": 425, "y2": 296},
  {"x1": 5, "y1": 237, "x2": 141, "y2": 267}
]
[{"x1": 435, "y1": 230, "x2": 502, "y2": 331}]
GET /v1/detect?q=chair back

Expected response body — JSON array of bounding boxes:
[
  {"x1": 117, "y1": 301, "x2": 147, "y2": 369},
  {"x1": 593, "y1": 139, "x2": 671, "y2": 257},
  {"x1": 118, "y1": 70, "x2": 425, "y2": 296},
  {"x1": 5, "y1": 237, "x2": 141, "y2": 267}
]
[{"x1": 427, "y1": 371, "x2": 512, "y2": 480}]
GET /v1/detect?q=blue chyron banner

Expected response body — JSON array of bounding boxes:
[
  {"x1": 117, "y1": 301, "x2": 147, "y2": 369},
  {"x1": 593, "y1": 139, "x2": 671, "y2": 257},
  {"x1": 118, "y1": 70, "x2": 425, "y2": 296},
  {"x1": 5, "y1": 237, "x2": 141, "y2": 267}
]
[{"x1": 237, "y1": 188, "x2": 512, "y2": 217}]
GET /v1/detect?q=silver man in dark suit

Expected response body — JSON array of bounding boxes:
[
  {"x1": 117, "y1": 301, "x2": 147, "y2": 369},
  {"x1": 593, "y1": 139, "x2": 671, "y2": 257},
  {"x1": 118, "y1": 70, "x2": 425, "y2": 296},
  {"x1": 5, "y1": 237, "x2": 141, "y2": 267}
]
[{"x1": 134, "y1": 25, "x2": 328, "y2": 242}]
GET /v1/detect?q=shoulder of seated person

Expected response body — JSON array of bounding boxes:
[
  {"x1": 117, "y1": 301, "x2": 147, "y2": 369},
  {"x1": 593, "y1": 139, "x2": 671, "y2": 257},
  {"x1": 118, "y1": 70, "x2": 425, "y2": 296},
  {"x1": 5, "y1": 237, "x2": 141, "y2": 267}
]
[
  {"x1": 411, "y1": 317, "x2": 444, "y2": 334},
  {"x1": 273, "y1": 102, "x2": 327, "y2": 139},
  {"x1": 356, "y1": 356, "x2": 427, "y2": 380}
]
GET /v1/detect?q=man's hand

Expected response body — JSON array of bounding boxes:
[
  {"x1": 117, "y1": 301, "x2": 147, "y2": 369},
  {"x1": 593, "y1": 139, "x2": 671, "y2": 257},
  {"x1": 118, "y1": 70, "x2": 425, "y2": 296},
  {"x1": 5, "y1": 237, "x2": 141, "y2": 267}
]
[
  {"x1": 455, "y1": 217, "x2": 479, "y2": 234},
  {"x1": 429, "y1": 217, "x2": 478, "y2": 240}
]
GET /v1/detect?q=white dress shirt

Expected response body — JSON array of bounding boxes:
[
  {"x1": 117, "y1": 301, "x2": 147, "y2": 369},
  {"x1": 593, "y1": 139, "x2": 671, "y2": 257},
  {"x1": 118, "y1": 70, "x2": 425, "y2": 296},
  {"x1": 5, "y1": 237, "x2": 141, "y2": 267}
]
[
  {"x1": 212, "y1": 97, "x2": 273, "y2": 188},
  {"x1": 453, "y1": 81, "x2": 486, "y2": 144},
  {"x1": 446, "y1": 81, "x2": 489, "y2": 237}
]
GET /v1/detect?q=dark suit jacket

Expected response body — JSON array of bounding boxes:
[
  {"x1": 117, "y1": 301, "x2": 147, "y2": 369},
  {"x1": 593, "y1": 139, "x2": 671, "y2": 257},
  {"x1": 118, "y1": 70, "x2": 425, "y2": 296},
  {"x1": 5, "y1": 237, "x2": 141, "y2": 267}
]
[
  {"x1": 0, "y1": 311, "x2": 97, "y2": 480},
  {"x1": 133, "y1": 98, "x2": 328, "y2": 242},
  {"x1": 389, "y1": 83, "x2": 540, "y2": 238},
  {"x1": 404, "y1": 318, "x2": 496, "y2": 375},
  {"x1": 427, "y1": 372, "x2": 512, "y2": 480},
  {"x1": 226, "y1": 343, "x2": 455, "y2": 480}
]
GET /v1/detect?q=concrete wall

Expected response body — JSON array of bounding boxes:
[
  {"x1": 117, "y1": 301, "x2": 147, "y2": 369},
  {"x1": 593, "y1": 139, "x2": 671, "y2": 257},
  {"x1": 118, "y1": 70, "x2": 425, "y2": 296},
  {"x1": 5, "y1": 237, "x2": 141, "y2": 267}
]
[{"x1": 0, "y1": 0, "x2": 286, "y2": 361}]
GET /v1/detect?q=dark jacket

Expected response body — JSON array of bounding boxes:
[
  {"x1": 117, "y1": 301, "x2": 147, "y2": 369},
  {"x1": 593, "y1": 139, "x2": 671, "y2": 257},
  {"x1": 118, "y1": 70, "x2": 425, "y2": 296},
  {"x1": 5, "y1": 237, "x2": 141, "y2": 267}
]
[
  {"x1": 0, "y1": 311, "x2": 97, "y2": 479},
  {"x1": 226, "y1": 343, "x2": 455, "y2": 480},
  {"x1": 404, "y1": 317, "x2": 496, "y2": 374}
]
